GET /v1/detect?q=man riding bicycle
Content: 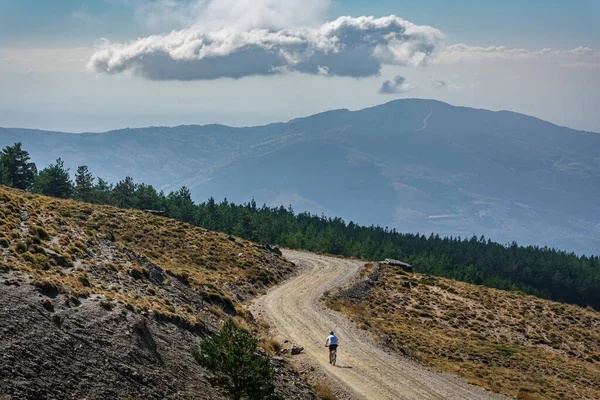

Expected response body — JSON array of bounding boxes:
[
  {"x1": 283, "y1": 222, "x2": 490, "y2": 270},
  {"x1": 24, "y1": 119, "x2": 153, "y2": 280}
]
[{"x1": 325, "y1": 331, "x2": 338, "y2": 364}]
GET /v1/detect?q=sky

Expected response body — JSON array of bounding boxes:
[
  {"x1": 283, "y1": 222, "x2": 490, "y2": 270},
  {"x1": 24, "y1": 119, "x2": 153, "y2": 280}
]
[{"x1": 0, "y1": 0, "x2": 599, "y2": 133}]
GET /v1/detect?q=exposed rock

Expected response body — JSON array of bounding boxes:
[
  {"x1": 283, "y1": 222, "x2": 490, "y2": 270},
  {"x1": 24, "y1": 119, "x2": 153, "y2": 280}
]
[
  {"x1": 254, "y1": 243, "x2": 283, "y2": 256},
  {"x1": 0, "y1": 274, "x2": 317, "y2": 400},
  {"x1": 381, "y1": 258, "x2": 413, "y2": 273},
  {"x1": 291, "y1": 345, "x2": 304, "y2": 355},
  {"x1": 142, "y1": 210, "x2": 165, "y2": 215},
  {"x1": 332, "y1": 263, "x2": 382, "y2": 302},
  {"x1": 19, "y1": 210, "x2": 29, "y2": 222},
  {"x1": 45, "y1": 248, "x2": 66, "y2": 266}
]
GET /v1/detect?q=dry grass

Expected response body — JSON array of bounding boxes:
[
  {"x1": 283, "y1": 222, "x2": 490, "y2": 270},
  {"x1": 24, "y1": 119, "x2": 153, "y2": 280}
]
[
  {"x1": 0, "y1": 186, "x2": 294, "y2": 328},
  {"x1": 313, "y1": 382, "x2": 338, "y2": 400},
  {"x1": 267, "y1": 338, "x2": 282, "y2": 354},
  {"x1": 325, "y1": 264, "x2": 600, "y2": 399}
]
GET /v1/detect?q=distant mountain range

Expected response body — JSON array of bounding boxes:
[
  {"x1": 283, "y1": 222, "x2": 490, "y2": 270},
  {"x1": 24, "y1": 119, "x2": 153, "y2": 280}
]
[{"x1": 2, "y1": 99, "x2": 599, "y2": 255}]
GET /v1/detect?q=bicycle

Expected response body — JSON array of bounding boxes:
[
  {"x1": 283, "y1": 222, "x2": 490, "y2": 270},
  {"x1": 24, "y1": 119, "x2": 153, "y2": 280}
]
[
  {"x1": 331, "y1": 348, "x2": 337, "y2": 366},
  {"x1": 325, "y1": 345, "x2": 337, "y2": 366}
]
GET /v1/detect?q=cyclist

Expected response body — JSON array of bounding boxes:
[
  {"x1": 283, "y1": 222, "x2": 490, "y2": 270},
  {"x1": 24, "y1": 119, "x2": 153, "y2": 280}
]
[{"x1": 325, "y1": 331, "x2": 338, "y2": 364}]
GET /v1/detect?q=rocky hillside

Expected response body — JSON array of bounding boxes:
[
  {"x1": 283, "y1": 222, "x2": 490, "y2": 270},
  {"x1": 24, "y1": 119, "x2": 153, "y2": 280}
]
[
  {"x1": 324, "y1": 262, "x2": 600, "y2": 399},
  {"x1": 0, "y1": 186, "x2": 316, "y2": 399}
]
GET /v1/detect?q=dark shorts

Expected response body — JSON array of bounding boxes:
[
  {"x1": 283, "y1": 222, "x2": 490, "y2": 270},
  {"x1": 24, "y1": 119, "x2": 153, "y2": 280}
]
[{"x1": 329, "y1": 344, "x2": 338, "y2": 352}]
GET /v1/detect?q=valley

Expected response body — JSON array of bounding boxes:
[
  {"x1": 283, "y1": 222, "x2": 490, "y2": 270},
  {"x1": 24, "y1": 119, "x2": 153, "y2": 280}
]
[{"x1": 2, "y1": 99, "x2": 599, "y2": 255}]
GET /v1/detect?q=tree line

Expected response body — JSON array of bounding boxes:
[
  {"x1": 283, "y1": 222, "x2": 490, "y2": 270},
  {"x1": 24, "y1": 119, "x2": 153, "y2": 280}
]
[{"x1": 2, "y1": 142, "x2": 599, "y2": 309}]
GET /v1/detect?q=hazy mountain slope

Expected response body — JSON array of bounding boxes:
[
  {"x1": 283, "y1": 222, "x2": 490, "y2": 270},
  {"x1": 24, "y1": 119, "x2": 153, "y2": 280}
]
[
  {"x1": 1, "y1": 99, "x2": 599, "y2": 254},
  {"x1": 197, "y1": 140, "x2": 399, "y2": 224}
]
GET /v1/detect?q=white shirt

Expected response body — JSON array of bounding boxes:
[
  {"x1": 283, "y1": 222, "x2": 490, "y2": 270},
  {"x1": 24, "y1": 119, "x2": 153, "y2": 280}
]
[{"x1": 326, "y1": 334, "x2": 338, "y2": 345}]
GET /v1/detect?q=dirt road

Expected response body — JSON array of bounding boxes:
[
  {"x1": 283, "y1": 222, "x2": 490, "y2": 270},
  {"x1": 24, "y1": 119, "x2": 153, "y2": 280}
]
[{"x1": 251, "y1": 250, "x2": 505, "y2": 400}]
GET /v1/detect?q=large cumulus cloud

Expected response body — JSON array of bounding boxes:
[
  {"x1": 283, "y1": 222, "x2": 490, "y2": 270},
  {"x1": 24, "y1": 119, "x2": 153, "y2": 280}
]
[{"x1": 88, "y1": 15, "x2": 443, "y2": 80}]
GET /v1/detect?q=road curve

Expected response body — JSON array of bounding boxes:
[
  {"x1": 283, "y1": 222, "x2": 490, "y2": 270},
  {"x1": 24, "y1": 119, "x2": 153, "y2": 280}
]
[{"x1": 251, "y1": 250, "x2": 505, "y2": 400}]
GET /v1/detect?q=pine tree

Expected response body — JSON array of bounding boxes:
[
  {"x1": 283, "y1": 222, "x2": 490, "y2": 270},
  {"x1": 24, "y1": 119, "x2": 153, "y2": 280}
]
[
  {"x1": 0, "y1": 142, "x2": 37, "y2": 190},
  {"x1": 113, "y1": 176, "x2": 136, "y2": 208},
  {"x1": 32, "y1": 158, "x2": 72, "y2": 198},
  {"x1": 192, "y1": 319, "x2": 282, "y2": 400},
  {"x1": 167, "y1": 186, "x2": 195, "y2": 223},
  {"x1": 94, "y1": 177, "x2": 113, "y2": 204},
  {"x1": 73, "y1": 165, "x2": 95, "y2": 203}
]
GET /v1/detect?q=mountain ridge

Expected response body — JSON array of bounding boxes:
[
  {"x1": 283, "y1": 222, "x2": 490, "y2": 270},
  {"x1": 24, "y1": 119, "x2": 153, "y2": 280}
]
[
  {"x1": 3, "y1": 99, "x2": 597, "y2": 135},
  {"x1": 1, "y1": 99, "x2": 599, "y2": 255}
]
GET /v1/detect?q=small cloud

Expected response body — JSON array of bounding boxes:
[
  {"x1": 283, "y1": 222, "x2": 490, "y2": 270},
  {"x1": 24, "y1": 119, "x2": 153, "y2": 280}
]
[
  {"x1": 317, "y1": 65, "x2": 329, "y2": 76},
  {"x1": 431, "y1": 79, "x2": 447, "y2": 89},
  {"x1": 427, "y1": 214, "x2": 460, "y2": 219},
  {"x1": 379, "y1": 75, "x2": 414, "y2": 94}
]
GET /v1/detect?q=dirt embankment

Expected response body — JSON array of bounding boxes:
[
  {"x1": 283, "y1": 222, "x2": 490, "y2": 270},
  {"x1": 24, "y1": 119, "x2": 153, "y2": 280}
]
[{"x1": 0, "y1": 187, "x2": 316, "y2": 400}]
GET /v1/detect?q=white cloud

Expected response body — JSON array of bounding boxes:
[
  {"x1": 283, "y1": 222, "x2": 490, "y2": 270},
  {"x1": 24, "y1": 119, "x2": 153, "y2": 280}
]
[
  {"x1": 88, "y1": 7, "x2": 444, "y2": 80},
  {"x1": 379, "y1": 75, "x2": 414, "y2": 94},
  {"x1": 431, "y1": 79, "x2": 447, "y2": 88},
  {"x1": 436, "y1": 44, "x2": 599, "y2": 67}
]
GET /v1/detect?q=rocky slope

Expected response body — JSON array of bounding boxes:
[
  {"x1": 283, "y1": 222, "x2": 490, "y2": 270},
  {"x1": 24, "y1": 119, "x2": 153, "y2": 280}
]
[
  {"x1": 324, "y1": 261, "x2": 600, "y2": 399},
  {"x1": 0, "y1": 186, "x2": 316, "y2": 399}
]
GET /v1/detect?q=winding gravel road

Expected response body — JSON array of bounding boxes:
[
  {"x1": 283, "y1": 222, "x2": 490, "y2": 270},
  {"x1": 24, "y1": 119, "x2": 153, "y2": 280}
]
[{"x1": 251, "y1": 250, "x2": 505, "y2": 400}]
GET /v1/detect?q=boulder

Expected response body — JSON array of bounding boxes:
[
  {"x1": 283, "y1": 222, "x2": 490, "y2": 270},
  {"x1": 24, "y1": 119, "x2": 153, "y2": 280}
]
[
  {"x1": 45, "y1": 249, "x2": 66, "y2": 266},
  {"x1": 254, "y1": 243, "x2": 283, "y2": 256},
  {"x1": 266, "y1": 244, "x2": 282, "y2": 256},
  {"x1": 381, "y1": 258, "x2": 413, "y2": 273},
  {"x1": 291, "y1": 345, "x2": 304, "y2": 355}
]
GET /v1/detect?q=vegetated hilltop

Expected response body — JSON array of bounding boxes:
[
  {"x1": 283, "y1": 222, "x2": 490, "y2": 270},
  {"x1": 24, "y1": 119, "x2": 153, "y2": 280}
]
[
  {"x1": 324, "y1": 262, "x2": 600, "y2": 400},
  {"x1": 2, "y1": 98, "x2": 600, "y2": 255},
  {"x1": 0, "y1": 186, "x2": 314, "y2": 400}
]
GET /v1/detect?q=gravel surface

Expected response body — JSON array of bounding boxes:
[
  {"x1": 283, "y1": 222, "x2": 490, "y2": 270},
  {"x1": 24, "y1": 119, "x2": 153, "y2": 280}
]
[{"x1": 251, "y1": 250, "x2": 507, "y2": 400}]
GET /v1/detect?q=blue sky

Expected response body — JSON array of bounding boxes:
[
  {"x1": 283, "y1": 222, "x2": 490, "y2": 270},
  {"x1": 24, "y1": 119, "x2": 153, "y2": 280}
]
[
  {"x1": 2, "y1": 0, "x2": 599, "y2": 48},
  {"x1": 0, "y1": 0, "x2": 599, "y2": 132}
]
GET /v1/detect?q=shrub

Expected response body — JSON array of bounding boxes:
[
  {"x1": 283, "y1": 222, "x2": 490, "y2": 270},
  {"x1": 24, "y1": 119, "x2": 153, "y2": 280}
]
[
  {"x1": 267, "y1": 338, "x2": 281, "y2": 354},
  {"x1": 40, "y1": 298, "x2": 54, "y2": 312},
  {"x1": 130, "y1": 267, "x2": 149, "y2": 281},
  {"x1": 32, "y1": 278, "x2": 61, "y2": 295},
  {"x1": 202, "y1": 291, "x2": 236, "y2": 314},
  {"x1": 68, "y1": 246, "x2": 82, "y2": 255},
  {"x1": 77, "y1": 274, "x2": 91, "y2": 287},
  {"x1": 232, "y1": 316, "x2": 251, "y2": 334},
  {"x1": 15, "y1": 241, "x2": 27, "y2": 253},
  {"x1": 192, "y1": 319, "x2": 282, "y2": 400},
  {"x1": 33, "y1": 226, "x2": 50, "y2": 240},
  {"x1": 314, "y1": 383, "x2": 338, "y2": 400},
  {"x1": 100, "y1": 300, "x2": 114, "y2": 310},
  {"x1": 0, "y1": 237, "x2": 9, "y2": 247}
]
